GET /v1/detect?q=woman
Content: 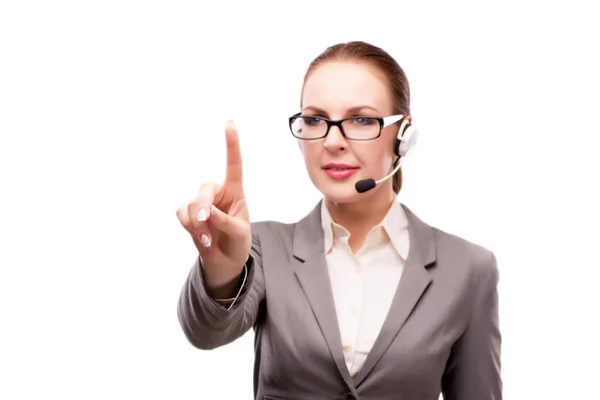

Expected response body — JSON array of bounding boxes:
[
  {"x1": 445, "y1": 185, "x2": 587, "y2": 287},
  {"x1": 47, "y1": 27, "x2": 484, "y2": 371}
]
[{"x1": 176, "y1": 41, "x2": 502, "y2": 400}]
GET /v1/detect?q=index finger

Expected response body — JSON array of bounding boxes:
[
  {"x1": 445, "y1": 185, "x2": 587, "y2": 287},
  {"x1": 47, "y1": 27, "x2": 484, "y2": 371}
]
[{"x1": 225, "y1": 120, "x2": 244, "y2": 186}]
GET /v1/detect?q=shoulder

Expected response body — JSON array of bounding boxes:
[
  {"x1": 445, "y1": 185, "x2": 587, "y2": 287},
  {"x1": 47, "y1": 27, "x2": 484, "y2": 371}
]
[
  {"x1": 249, "y1": 201, "x2": 322, "y2": 249},
  {"x1": 250, "y1": 219, "x2": 295, "y2": 239},
  {"x1": 248, "y1": 219, "x2": 297, "y2": 253},
  {"x1": 402, "y1": 203, "x2": 498, "y2": 281},
  {"x1": 431, "y1": 224, "x2": 499, "y2": 288},
  {"x1": 433, "y1": 226, "x2": 496, "y2": 268}
]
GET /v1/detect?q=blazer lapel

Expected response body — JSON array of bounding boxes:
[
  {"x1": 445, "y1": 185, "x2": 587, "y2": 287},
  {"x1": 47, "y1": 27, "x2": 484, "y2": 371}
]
[
  {"x1": 353, "y1": 204, "x2": 437, "y2": 386},
  {"x1": 292, "y1": 201, "x2": 355, "y2": 390}
]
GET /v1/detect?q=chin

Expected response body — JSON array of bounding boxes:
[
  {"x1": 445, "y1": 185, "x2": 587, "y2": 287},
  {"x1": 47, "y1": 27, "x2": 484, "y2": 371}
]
[
  {"x1": 308, "y1": 170, "x2": 378, "y2": 203},
  {"x1": 315, "y1": 180, "x2": 364, "y2": 204}
]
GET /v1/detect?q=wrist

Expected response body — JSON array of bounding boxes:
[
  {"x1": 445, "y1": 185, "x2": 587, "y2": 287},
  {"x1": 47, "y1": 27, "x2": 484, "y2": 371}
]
[{"x1": 201, "y1": 262, "x2": 245, "y2": 299}]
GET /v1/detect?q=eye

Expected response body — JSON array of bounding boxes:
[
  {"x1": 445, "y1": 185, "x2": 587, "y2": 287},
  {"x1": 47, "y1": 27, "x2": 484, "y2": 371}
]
[
  {"x1": 351, "y1": 117, "x2": 376, "y2": 125},
  {"x1": 304, "y1": 116, "x2": 323, "y2": 126}
]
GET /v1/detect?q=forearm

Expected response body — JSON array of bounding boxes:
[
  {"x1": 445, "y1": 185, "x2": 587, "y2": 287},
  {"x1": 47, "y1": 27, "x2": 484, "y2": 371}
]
[{"x1": 177, "y1": 252, "x2": 263, "y2": 350}]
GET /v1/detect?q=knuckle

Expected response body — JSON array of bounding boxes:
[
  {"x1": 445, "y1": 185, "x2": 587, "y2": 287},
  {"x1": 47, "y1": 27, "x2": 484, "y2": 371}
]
[
  {"x1": 194, "y1": 183, "x2": 220, "y2": 207},
  {"x1": 176, "y1": 208, "x2": 190, "y2": 226},
  {"x1": 187, "y1": 205, "x2": 202, "y2": 226},
  {"x1": 178, "y1": 217, "x2": 193, "y2": 233},
  {"x1": 192, "y1": 226, "x2": 206, "y2": 241},
  {"x1": 182, "y1": 220, "x2": 193, "y2": 232},
  {"x1": 198, "y1": 182, "x2": 219, "y2": 194}
]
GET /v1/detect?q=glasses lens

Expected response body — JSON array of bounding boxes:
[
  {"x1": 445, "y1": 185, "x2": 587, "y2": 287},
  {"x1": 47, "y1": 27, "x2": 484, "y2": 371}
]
[
  {"x1": 342, "y1": 117, "x2": 381, "y2": 139},
  {"x1": 290, "y1": 116, "x2": 327, "y2": 139}
]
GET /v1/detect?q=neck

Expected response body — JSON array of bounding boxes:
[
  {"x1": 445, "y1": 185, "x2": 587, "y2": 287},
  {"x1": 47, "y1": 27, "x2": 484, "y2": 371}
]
[{"x1": 325, "y1": 186, "x2": 396, "y2": 236}]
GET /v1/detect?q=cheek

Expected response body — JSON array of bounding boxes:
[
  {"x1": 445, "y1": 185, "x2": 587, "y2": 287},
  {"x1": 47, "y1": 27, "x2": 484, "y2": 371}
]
[
  {"x1": 381, "y1": 132, "x2": 399, "y2": 164},
  {"x1": 298, "y1": 142, "x2": 321, "y2": 166},
  {"x1": 356, "y1": 140, "x2": 395, "y2": 167}
]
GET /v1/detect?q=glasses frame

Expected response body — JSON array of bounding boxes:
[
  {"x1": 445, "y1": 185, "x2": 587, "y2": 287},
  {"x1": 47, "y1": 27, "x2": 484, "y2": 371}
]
[{"x1": 288, "y1": 112, "x2": 405, "y2": 141}]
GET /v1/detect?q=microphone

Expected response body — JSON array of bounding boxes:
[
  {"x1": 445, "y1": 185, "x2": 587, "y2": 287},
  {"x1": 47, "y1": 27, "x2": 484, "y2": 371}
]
[
  {"x1": 354, "y1": 118, "x2": 418, "y2": 193},
  {"x1": 355, "y1": 158, "x2": 404, "y2": 193}
]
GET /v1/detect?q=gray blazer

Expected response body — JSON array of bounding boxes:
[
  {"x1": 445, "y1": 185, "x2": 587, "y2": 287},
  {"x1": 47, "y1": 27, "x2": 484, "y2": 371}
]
[{"x1": 177, "y1": 201, "x2": 502, "y2": 399}]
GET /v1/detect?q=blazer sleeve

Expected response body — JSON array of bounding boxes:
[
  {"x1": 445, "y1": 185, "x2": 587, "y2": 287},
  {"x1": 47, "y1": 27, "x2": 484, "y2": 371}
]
[
  {"x1": 441, "y1": 251, "x2": 503, "y2": 399},
  {"x1": 176, "y1": 232, "x2": 265, "y2": 350}
]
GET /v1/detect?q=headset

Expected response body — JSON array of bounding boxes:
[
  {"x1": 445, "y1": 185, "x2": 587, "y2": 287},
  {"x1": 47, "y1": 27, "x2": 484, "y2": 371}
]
[{"x1": 355, "y1": 117, "x2": 419, "y2": 193}]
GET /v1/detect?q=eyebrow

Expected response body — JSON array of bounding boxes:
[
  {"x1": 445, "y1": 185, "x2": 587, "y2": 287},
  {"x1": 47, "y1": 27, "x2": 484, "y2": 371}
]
[{"x1": 302, "y1": 105, "x2": 379, "y2": 115}]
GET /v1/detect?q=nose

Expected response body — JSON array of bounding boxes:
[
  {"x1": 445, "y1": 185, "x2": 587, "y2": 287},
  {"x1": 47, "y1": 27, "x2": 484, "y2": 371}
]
[{"x1": 323, "y1": 124, "x2": 347, "y2": 151}]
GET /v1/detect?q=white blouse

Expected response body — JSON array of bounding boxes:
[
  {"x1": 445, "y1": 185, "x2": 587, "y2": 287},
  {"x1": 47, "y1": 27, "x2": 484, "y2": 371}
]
[
  {"x1": 320, "y1": 199, "x2": 409, "y2": 377},
  {"x1": 216, "y1": 199, "x2": 410, "y2": 379}
]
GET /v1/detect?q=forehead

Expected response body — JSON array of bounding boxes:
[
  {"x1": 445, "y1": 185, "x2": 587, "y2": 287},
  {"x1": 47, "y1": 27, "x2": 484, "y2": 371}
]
[{"x1": 302, "y1": 60, "x2": 393, "y2": 114}]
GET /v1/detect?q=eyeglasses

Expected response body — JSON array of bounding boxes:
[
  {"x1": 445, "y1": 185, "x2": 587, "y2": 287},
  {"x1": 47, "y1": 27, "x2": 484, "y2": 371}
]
[{"x1": 288, "y1": 113, "x2": 405, "y2": 141}]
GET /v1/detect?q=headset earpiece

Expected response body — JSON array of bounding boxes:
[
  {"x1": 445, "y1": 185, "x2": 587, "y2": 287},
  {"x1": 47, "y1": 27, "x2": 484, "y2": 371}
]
[
  {"x1": 395, "y1": 119, "x2": 418, "y2": 157},
  {"x1": 355, "y1": 117, "x2": 419, "y2": 194}
]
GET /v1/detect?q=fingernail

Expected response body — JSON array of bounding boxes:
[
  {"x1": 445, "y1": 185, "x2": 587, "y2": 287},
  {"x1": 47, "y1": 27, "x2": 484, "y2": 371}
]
[
  {"x1": 200, "y1": 234, "x2": 211, "y2": 248},
  {"x1": 197, "y1": 209, "x2": 207, "y2": 222}
]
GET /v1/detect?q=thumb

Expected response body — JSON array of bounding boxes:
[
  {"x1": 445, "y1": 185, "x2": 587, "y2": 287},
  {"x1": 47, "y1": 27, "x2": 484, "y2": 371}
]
[{"x1": 208, "y1": 205, "x2": 246, "y2": 236}]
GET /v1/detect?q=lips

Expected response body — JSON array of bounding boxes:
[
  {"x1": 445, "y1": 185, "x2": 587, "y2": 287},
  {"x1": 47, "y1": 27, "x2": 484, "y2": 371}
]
[
  {"x1": 322, "y1": 163, "x2": 359, "y2": 179},
  {"x1": 322, "y1": 163, "x2": 359, "y2": 170}
]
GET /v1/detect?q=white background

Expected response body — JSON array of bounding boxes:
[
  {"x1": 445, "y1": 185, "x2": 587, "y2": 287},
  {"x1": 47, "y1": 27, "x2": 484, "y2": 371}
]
[{"x1": 1, "y1": 1, "x2": 599, "y2": 399}]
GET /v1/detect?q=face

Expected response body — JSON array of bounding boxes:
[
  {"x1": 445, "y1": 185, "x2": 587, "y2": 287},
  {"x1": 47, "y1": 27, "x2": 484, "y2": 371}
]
[{"x1": 298, "y1": 60, "x2": 405, "y2": 204}]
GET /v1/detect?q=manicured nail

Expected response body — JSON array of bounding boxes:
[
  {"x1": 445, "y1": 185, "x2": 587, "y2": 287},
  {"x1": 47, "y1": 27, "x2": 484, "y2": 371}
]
[
  {"x1": 200, "y1": 234, "x2": 211, "y2": 248},
  {"x1": 197, "y1": 209, "x2": 207, "y2": 222}
]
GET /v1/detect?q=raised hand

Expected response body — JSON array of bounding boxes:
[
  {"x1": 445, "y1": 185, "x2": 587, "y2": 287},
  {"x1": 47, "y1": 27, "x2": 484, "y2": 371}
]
[{"x1": 176, "y1": 121, "x2": 251, "y2": 292}]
